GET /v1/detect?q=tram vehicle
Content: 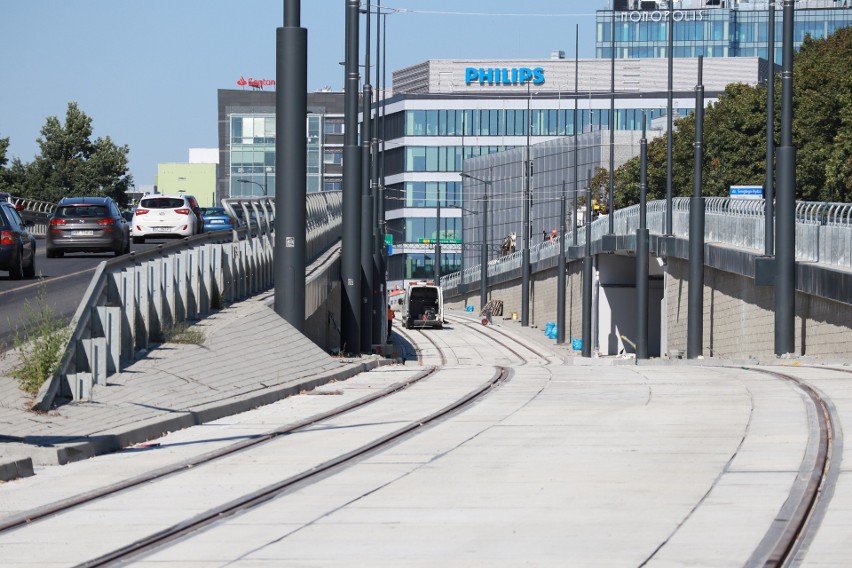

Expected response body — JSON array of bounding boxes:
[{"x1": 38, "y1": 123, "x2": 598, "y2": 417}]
[{"x1": 401, "y1": 281, "x2": 444, "y2": 329}]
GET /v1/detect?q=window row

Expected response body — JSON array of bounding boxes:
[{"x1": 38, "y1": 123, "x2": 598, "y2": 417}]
[
  {"x1": 401, "y1": 182, "x2": 463, "y2": 208},
  {"x1": 404, "y1": 108, "x2": 667, "y2": 138},
  {"x1": 401, "y1": 253, "x2": 462, "y2": 280},
  {"x1": 392, "y1": 217, "x2": 462, "y2": 243},
  {"x1": 405, "y1": 146, "x2": 512, "y2": 172}
]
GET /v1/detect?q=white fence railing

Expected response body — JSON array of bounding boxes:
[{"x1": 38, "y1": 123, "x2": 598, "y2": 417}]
[
  {"x1": 441, "y1": 198, "x2": 852, "y2": 291},
  {"x1": 35, "y1": 192, "x2": 343, "y2": 409}
]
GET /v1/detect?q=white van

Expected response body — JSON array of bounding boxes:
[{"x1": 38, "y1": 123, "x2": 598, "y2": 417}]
[{"x1": 402, "y1": 281, "x2": 444, "y2": 329}]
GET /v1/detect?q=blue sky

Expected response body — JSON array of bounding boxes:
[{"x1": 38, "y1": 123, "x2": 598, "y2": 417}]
[{"x1": 0, "y1": 1, "x2": 608, "y2": 187}]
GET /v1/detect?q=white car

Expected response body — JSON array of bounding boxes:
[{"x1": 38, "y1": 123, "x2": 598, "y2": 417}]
[{"x1": 131, "y1": 194, "x2": 201, "y2": 244}]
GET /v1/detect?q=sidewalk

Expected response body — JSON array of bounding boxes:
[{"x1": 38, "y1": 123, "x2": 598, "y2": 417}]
[{"x1": 0, "y1": 291, "x2": 387, "y2": 480}]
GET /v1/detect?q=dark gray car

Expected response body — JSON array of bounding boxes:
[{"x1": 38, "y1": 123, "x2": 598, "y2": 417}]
[
  {"x1": 46, "y1": 197, "x2": 130, "y2": 258},
  {"x1": 0, "y1": 201, "x2": 36, "y2": 279}
]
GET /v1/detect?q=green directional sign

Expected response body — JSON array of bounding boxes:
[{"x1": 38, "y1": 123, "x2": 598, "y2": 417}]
[
  {"x1": 384, "y1": 234, "x2": 393, "y2": 245},
  {"x1": 418, "y1": 238, "x2": 463, "y2": 244}
]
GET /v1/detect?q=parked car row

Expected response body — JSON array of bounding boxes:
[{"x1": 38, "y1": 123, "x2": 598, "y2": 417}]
[
  {"x1": 3, "y1": 193, "x2": 231, "y2": 279},
  {"x1": 0, "y1": 200, "x2": 37, "y2": 279}
]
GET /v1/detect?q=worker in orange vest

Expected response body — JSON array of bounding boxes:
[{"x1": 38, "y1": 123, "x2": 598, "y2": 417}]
[{"x1": 387, "y1": 304, "x2": 394, "y2": 341}]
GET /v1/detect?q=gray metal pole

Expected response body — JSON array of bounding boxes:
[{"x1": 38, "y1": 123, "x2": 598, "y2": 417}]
[
  {"x1": 434, "y1": 188, "x2": 441, "y2": 282},
  {"x1": 775, "y1": 0, "x2": 796, "y2": 355},
  {"x1": 374, "y1": 0, "x2": 386, "y2": 343},
  {"x1": 360, "y1": 2, "x2": 374, "y2": 353},
  {"x1": 687, "y1": 56, "x2": 705, "y2": 360},
  {"x1": 636, "y1": 113, "x2": 649, "y2": 360},
  {"x1": 765, "y1": 3, "x2": 775, "y2": 256},
  {"x1": 557, "y1": 181, "x2": 567, "y2": 344},
  {"x1": 480, "y1": 174, "x2": 489, "y2": 312},
  {"x1": 573, "y1": 24, "x2": 579, "y2": 247},
  {"x1": 342, "y1": 0, "x2": 362, "y2": 354},
  {"x1": 368, "y1": 0, "x2": 383, "y2": 347},
  {"x1": 582, "y1": 170, "x2": 593, "y2": 358},
  {"x1": 275, "y1": 0, "x2": 307, "y2": 331},
  {"x1": 521, "y1": 87, "x2": 532, "y2": 326},
  {"x1": 608, "y1": 12, "x2": 615, "y2": 233},
  {"x1": 666, "y1": 10, "x2": 674, "y2": 235}
]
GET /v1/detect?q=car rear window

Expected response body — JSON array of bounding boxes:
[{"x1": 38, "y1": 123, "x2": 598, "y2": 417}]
[
  {"x1": 203, "y1": 207, "x2": 226, "y2": 216},
  {"x1": 140, "y1": 198, "x2": 185, "y2": 209},
  {"x1": 56, "y1": 205, "x2": 109, "y2": 218}
]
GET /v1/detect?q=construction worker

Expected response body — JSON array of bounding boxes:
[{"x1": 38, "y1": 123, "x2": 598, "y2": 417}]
[{"x1": 387, "y1": 304, "x2": 394, "y2": 341}]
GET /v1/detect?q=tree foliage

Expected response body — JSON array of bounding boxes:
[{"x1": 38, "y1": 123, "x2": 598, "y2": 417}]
[
  {"x1": 615, "y1": 27, "x2": 852, "y2": 207},
  {"x1": 0, "y1": 103, "x2": 133, "y2": 207}
]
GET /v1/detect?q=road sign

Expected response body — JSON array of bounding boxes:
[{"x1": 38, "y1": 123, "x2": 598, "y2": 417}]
[
  {"x1": 387, "y1": 244, "x2": 393, "y2": 255},
  {"x1": 384, "y1": 234, "x2": 393, "y2": 245},
  {"x1": 730, "y1": 186, "x2": 763, "y2": 200},
  {"x1": 418, "y1": 238, "x2": 462, "y2": 244}
]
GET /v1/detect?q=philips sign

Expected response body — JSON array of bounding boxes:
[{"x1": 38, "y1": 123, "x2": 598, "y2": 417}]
[{"x1": 465, "y1": 67, "x2": 545, "y2": 86}]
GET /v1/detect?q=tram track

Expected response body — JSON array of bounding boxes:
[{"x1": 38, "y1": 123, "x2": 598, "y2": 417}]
[
  {"x1": 1, "y1": 318, "x2": 555, "y2": 568},
  {"x1": 739, "y1": 365, "x2": 842, "y2": 568},
  {"x1": 0, "y1": 366, "x2": 438, "y2": 534}
]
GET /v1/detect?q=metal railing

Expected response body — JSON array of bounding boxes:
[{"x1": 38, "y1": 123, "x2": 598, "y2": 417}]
[
  {"x1": 10, "y1": 196, "x2": 55, "y2": 237},
  {"x1": 35, "y1": 192, "x2": 343, "y2": 409},
  {"x1": 441, "y1": 198, "x2": 852, "y2": 291}
]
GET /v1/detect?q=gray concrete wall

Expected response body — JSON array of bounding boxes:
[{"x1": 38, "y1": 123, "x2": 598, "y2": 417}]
[
  {"x1": 444, "y1": 261, "x2": 586, "y2": 345},
  {"x1": 665, "y1": 258, "x2": 852, "y2": 359}
]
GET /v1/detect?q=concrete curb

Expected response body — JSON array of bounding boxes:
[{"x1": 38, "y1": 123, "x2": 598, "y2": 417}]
[
  {"x1": 0, "y1": 357, "x2": 393, "y2": 477},
  {"x1": 0, "y1": 458, "x2": 34, "y2": 482}
]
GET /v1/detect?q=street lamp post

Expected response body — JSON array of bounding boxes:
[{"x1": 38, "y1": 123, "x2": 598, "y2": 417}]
[
  {"x1": 460, "y1": 170, "x2": 492, "y2": 313},
  {"x1": 237, "y1": 178, "x2": 265, "y2": 196}
]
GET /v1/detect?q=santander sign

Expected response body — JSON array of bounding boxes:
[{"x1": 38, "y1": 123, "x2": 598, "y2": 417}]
[{"x1": 237, "y1": 76, "x2": 276, "y2": 90}]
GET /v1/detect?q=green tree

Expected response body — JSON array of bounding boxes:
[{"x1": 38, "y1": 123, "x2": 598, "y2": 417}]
[
  {"x1": 23, "y1": 102, "x2": 133, "y2": 207},
  {"x1": 614, "y1": 27, "x2": 852, "y2": 206}
]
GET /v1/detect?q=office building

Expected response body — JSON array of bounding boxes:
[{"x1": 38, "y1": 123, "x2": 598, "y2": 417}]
[
  {"x1": 216, "y1": 89, "x2": 345, "y2": 201},
  {"x1": 597, "y1": 0, "x2": 852, "y2": 59}
]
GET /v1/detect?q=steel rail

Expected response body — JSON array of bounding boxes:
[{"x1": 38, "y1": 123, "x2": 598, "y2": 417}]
[
  {"x1": 741, "y1": 366, "x2": 836, "y2": 568},
  {"x1": 0, "y1": 365, "x2": 437, "y2": 534},
  {"x1": 75, "y1": 365, "x2": 510, "y2": 568}
]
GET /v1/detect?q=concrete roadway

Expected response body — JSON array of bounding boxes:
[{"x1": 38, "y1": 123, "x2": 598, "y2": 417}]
[{"x1": 2, "y1": 298, "x2": 850, "y2": 566}]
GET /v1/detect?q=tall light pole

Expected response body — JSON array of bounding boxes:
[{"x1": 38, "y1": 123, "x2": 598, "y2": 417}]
[
  {"x1": 665, "y1": 9, "x2": 674, "y2": 237},
  {"x1": 237, "y1": 178, "x2": 265, "y2": 196},
  {"x1": 687, "y1": 56, "x2": 705, "y2": 360},
  {"x1": 608, "y1": 10, "x2": 615, "y2": 235},
  {"x1": 360, "y1": 0, "x2": 374, "y2": 353},
  {"x1": 557, "y1": 180, "x2": 567, "y2": 345},
  {"x1": 461, "y1": 170, "x2": 491, "y2": 312},
  {"x1": 342, "y1": 0, "x2": 362, "y2": 353},
  {"x1": 522, "y1": 84, "x2": 533, "y2": 327},
  {"x1": 582, "y1": 169, "x2": 593, "y2": 358},
  {"x1": 275, "y1": 0, "x2": 307, "y2": 331},
  {"x1": 765, "y1": 2, "x2": 775, "y2": 256},
  {"x1": 636, "y1": 113, "x2": 649, "y2": 360},
  {"x1": 775, "y1": 0, "x2": 796, "y2": 356}
]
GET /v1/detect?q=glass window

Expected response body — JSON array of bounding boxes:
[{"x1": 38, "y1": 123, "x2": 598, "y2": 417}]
[
  {"x1": 231, "y1": 117, "x2": 243, "y2": 142},
  {"x1": 406, "y1": 147, "x2": 426, "y2": 171},
  {"x1": 426, "y1": 110, "x2": 438, "y2": 135},
  {"x1": 425, "y1": 147, "x2": 438, "y2": 171},
  {"x1": 445, "y1": 110, "x2": 455, "y2": 135}
]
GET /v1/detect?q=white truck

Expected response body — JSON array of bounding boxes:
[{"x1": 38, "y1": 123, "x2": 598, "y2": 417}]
[{"x1": 401, "y1": 281, "x2": 444, "y2": 329}]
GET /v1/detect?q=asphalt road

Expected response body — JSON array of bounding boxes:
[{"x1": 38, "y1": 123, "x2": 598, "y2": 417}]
[{"x1": 0, "y1": 239, "x2": 164, "y2": 354}]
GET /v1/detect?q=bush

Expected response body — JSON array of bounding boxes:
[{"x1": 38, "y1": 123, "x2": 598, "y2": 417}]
[{"x1": 10, "y1": 283, "x2": 72, "y2": 397}]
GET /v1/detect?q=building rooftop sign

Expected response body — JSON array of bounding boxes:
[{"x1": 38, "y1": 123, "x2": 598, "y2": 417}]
[
  {"x1": 465, "y1": 67, "x2": 545, "y2": 86},
  {"x1": 237, "y1": 76, "x2": 276, "y2": 90}
]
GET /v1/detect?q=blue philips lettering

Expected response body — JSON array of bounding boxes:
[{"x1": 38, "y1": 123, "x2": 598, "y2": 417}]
[
  {"x1": 465, "y1": 68, "x2": 478, "y2": 85},
  {"x1": 463, "y1": 66, "x2": 546, "y2": 87}
]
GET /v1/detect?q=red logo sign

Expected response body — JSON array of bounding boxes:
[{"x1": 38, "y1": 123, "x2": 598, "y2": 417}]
[{"x1": 237, "y1": 76, "x2": 276, "y2": 90}]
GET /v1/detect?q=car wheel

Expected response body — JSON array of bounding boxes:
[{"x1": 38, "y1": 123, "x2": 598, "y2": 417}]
[
  {"x1": 23, "y1": 248, "x2": 35, "y2": 278},
  {"x1": 133, "y1": 236, "x2": 145, "y2": 244},
  {"x1": 9, "y1": 249, "x2": 24, "y2": 280},
  {"x1": 46, "y1": 248, "x2": 57, "y2": 259}
]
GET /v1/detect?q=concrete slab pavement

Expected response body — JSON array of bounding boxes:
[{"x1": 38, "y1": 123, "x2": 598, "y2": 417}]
[{"x1": 0, "y1": 290, "x2": 387, "y2": 478}]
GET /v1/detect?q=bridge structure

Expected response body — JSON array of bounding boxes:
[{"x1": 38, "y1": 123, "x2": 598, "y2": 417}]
[
  {"x1": 440, "y1": 197, "x2": 852, "y2": 360},
  {"x1": 9, "y1": 192, "x2": 852, "y2": 409}
]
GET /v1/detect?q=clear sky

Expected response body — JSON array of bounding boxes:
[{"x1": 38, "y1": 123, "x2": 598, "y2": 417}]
[{"x1": 0, "y1": 1, "x2": 608, "y2": 188}]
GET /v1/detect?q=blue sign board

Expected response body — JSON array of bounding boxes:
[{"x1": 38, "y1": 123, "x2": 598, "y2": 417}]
[
  {"x1": 465, "y1": 67, "x2": 545, "y2": 86},
  {"x1": 387, "y1": 244, "x2": 393, "y2": 255},
  {"x1": 729, "y1": 185, "x2": 763, "y2": 200}
]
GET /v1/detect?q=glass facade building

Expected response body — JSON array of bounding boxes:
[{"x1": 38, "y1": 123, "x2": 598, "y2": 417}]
[
  {"x1": 379, "y1": 56, "x2": 764, "y2": 285},
  {"x1": 597, "y1": 1, "x2": 852, "y2": 60},
  {"x1": 216, "y1": 89, "x2": 344, "y2": 202}
]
